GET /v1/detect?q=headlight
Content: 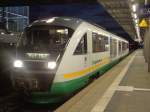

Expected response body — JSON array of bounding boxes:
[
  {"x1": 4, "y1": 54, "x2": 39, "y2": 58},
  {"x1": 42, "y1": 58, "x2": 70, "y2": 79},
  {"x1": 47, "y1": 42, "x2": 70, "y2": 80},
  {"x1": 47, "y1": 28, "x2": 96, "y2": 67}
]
[
  {"x1": 48, "y1": 61, "x2": 56, "y2": 69},
  {"x1": 13, "y1": 60, "x2": 23, "y2": 68}
]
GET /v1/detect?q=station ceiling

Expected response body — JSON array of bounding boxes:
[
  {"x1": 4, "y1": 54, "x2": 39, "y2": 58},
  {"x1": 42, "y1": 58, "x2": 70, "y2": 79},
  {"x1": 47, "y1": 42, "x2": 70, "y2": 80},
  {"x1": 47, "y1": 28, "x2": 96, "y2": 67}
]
[
  {"x1": 137, "y1": 0, "x2": 150, "y2": 4},
  {"x1": 98, "y1": 0, "x2": 136, "y2": 40},
  {"x1": 98, "y1": 0, "x2": 150, "y2": 41}
]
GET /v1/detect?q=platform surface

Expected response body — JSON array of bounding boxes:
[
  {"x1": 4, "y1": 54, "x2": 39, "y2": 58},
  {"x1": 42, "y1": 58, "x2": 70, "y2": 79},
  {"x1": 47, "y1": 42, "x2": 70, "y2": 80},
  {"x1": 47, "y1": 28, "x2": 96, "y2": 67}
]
[
  {"x1": 105, "y1": 50, "x2": 150, "y2": 112},
  {"x1": 55, "y1": 50, "x2": 150, "y2": 112}
]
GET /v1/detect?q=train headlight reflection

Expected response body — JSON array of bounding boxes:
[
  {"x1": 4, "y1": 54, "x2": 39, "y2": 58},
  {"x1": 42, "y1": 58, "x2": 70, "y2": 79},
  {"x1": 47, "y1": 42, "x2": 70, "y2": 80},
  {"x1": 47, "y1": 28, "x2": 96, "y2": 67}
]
[
  {"x1": 13, "y1": 60, "x2": 23, "y2": 68},
  {"x1": 48, "y1": 61, "x2": 56, "y2": 69}
]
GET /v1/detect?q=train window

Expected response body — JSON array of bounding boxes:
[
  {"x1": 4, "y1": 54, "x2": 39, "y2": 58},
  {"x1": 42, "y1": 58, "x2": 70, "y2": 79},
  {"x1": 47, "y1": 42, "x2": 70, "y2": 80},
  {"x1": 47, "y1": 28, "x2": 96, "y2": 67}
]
[
  {"x1": 74, "y1": 34, "x2": 87, "y2": 55},
  {"x1": 119, "y1": 41, "x2": 122, "y2": 54},
  {"x1": 104, "y1": 37, "x2": 109, "y2": 51},
  {"x1": 92, "y1": 33, "x2": 109, "y2": 53},
  {"x1": 122, "y1": 42, "x2": 128, "y2": 52},
  {"x1": 110, "y1": 39, "x2": 117, "y2": 58}
]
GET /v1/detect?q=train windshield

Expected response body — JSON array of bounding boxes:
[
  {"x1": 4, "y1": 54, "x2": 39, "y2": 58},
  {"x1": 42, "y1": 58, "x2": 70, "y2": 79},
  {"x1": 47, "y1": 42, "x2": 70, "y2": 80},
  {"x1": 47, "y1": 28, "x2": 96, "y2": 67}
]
[{"x1": 19, "y1": 25, "x2": 74, "y2": 53}]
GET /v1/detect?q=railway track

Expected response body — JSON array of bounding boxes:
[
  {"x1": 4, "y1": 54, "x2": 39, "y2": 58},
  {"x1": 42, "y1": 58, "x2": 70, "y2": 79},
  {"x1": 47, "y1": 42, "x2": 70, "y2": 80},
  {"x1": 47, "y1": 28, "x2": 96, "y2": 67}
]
[
  {"x1": 0, "y1": 92, "x2": 59, "y2": 112},
  {"x1": 20, "y1": 101, "x2": 62, "y2": 112},
  {"x1": 0, "y1": 93, "x2": 22, "y2": 112}
]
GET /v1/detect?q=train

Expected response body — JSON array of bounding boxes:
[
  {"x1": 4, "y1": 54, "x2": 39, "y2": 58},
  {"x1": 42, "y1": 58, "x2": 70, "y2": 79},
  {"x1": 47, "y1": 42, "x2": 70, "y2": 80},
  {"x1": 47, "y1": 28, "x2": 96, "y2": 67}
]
[{"x1": 11, "y1": 17, "x2": 129, "y2": 104}]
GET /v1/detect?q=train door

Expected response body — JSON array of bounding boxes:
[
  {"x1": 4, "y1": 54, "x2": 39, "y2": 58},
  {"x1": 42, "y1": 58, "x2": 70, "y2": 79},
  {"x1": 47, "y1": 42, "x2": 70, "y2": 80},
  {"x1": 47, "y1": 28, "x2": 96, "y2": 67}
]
[
  {"x1": 86, "y1": 30, "x2": 92, "y2": 67},
  {"x1": 110, "y1": 37, "x2": 113, "y2": 58},
  {"x1": 73, "y1": 33, "x2": 90, "y2": 68},
  {"x1": 110, "y1": 37, "x2": 117, "y2": 60},
  {"x1": 91, "y1": 31, "x2": 109, "y2": 69},
  {"x1": 58, "y1": 31, "x2": 91, "y2": 81}
]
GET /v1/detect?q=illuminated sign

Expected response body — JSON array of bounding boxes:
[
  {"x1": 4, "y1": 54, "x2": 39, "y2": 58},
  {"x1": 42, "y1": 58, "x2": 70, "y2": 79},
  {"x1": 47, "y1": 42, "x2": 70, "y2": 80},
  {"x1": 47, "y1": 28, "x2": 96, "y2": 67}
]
[
  {"x1": 26, "y1": 53, "x2": 49, "y2": 59},
  {"x1": 139, "y1": 18, "x2": 148, "y2": 28}
]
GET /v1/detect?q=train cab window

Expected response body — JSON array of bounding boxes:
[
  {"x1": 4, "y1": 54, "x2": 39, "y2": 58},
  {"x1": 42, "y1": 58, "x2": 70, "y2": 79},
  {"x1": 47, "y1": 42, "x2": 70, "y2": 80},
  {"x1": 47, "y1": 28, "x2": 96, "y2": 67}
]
[
  {"x1": 18, "y1": 25, "x2": 74, "y2": 53},
  {"x1": 92, "y1": 33, "x2": 109, "y2": 53},
  {"x1": 74, "y1": 34, "x2": 87, "y2": 55}
]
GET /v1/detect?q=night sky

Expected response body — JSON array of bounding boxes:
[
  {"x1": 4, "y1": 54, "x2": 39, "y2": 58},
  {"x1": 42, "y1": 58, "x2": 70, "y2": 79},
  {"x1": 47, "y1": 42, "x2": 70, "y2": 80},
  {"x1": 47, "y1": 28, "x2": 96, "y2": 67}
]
[{"x1": 29, "y1": 3, "x2": 132, "y2": 41}]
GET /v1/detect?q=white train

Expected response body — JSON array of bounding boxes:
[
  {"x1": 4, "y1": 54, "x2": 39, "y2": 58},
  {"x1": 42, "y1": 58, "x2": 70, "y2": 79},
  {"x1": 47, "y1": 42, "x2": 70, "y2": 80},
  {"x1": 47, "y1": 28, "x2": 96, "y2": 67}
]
[{"x1": 12, "y1": 17, "x2": 129, "y2": 104}]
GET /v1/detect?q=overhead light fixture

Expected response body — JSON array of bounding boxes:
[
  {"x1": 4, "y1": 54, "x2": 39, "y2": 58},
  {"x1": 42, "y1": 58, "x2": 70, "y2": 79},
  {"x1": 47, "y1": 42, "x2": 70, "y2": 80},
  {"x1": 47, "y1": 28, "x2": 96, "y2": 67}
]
[
  {"x1": 135, "y1": 23, "x2": 138, "y2": 27},
  {"x1": 132, "y1": 4, "x2": 136, "y2": 12},
  {"x1": 134, "y1": 13, "x2": 137, "y2": 18},
  {"x1": 135, "y1": 19, "x2": 138, "y2": 23},
  {"x1": 145, "y1": 0, "x2": 148, "y2": 5}
]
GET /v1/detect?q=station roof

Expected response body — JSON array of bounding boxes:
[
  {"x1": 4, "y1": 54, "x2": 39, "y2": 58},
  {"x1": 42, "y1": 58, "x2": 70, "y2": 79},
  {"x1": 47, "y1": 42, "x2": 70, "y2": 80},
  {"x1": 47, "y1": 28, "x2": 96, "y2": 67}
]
[
  {"x1": 98, "y1": 0, "x2": 150, "y2": 41},
  {"x1": 98, "y1": 0, "x2": 135, "y2": 40}
]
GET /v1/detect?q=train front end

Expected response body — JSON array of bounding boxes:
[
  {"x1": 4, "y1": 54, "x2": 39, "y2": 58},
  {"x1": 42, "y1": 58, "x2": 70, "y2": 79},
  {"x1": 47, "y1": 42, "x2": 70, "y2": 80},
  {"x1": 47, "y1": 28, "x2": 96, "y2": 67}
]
[{"x1": 11, "y1": 19, "x2": 74, "y2": 103}]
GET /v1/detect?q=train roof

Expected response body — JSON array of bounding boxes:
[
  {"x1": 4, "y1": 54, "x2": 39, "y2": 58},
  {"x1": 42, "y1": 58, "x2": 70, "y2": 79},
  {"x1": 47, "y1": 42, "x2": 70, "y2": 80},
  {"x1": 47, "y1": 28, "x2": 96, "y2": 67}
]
[
  {"x1": 28, "y1": 17, "x2": 83, "y2": 30},
  {"x1": 27, "y1": 17, "x2": 128, "y2": 42}
]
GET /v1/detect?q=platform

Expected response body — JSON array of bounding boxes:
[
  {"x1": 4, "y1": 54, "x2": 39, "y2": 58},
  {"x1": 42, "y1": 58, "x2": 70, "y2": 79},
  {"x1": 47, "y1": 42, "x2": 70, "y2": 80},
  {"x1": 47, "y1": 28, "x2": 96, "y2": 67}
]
[{"x1": 55, "y1": 49, "x2": 150, "y2": 112}]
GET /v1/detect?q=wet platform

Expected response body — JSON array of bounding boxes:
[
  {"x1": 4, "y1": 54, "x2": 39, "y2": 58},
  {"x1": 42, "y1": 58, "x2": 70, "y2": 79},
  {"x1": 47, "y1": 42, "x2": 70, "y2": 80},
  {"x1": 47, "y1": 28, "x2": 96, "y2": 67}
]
[{"x1": 55, "y1": 49, "x2": 150, "y2": 112}]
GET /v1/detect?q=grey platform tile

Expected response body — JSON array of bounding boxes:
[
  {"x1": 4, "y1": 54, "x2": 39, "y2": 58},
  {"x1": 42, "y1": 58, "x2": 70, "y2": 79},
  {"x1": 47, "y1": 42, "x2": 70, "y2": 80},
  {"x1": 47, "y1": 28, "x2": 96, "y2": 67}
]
[
  {"x1": 105, "y1": 91, "x2": 150, "y2": 112},
  {"x1": 120, "y1": 51, "x2": 150, "y2": 88}
]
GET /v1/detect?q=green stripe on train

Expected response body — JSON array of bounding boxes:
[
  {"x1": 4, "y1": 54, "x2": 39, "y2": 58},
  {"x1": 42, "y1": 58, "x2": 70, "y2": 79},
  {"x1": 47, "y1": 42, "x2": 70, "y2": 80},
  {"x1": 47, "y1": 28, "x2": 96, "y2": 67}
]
[
  {"x1": 30, "y1": 54, "x2": 129, "y2": 104},
  {"x1": 50, "y1": 59, "x2": 119, "y2": 95},
  {"x1": 30, "y1": 58, "x2": 121, "y2": 104}
]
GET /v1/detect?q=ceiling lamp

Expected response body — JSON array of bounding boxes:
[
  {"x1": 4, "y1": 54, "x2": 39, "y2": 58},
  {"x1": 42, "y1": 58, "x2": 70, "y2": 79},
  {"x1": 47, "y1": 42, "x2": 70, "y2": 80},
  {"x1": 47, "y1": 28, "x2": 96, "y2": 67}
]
[
  {"x1": 134, "y1": 13, "x2": 137, "y2": 19},
  {"x1": 135, "y1": 19, "x2": 138, "y2": 24},
  {"x1": 132, "y1": 4, "x2": 136, "y2": 12}
]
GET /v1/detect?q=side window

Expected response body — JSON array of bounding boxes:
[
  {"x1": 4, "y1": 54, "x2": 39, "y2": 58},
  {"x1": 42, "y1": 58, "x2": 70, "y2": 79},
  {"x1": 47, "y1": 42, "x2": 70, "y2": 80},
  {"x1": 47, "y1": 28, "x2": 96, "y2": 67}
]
[
  {"x1": 92, "y1": 33, "x2": 101, "y2": 52},
  {"x1": 119, "y1": 41, "x2": 122, "y2": 54},
  {"x1": 110, "y1": 38, "x2": 117, "y2": 58},
  {"x1": 74, "y1": 34, "x2": 87, "y2": 55},
  {"x1": 122, "y1": 42, "x2": 128, "y2": 51},
  {"x1": 104, "y1": 36, "x2": 109, "y2": 51},
  {"x1": 92, "y1": 32, "x2": 109, "y2": 53}
]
